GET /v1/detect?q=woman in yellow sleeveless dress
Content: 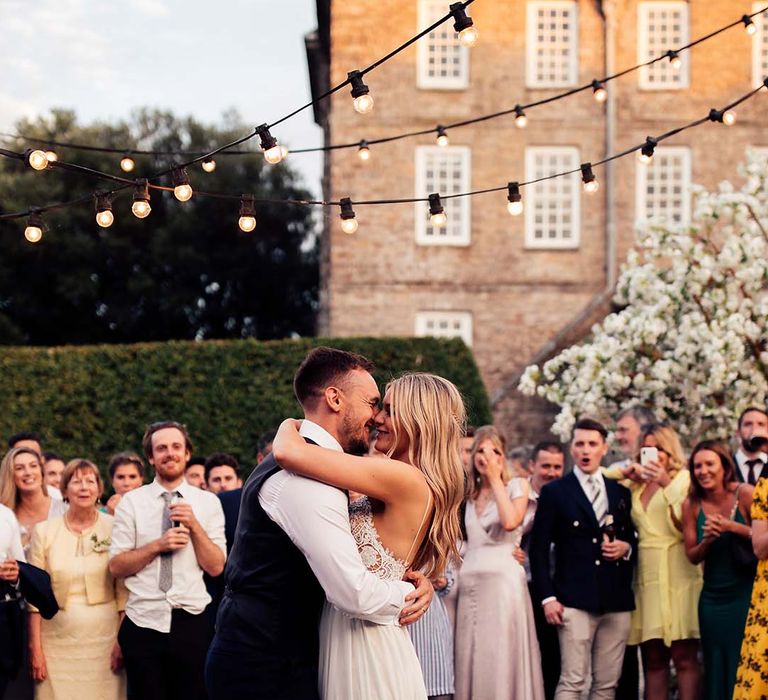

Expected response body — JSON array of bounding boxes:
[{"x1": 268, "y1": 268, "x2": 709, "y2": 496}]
[
  {"x1": 733, "y1": 475, "x2": 768, "y2": 699},
  {"x1": 612, "y1": 426, "x2": 703, "y2": 700}
]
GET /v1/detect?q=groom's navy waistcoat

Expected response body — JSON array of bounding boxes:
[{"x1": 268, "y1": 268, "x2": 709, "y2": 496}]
[{"x1": 212, "y1": 449, "x2": 324, "y2": 670}]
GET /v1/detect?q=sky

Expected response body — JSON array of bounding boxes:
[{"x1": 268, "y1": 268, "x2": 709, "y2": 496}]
[{"x1": 0, "y1": 0, "x2": 324, "y2": 195}]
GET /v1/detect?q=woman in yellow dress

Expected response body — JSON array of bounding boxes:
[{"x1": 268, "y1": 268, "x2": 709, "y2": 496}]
[
  {"x1": 27, "y1": 459, "x2": 127, "y2": 700},
  {"x1": 626, "y1": 425, "x2": 703, "y2": 700},
  {"x1": 733, "y1": 475, "x2": 768, "y2": 699}
]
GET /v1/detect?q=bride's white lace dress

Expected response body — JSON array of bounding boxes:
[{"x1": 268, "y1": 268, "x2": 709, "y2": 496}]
[{"x1": 318, "y1": 497, "x2": 428, "y2": 699}]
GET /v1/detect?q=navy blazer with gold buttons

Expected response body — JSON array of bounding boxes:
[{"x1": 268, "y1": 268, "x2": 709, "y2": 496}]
[{"x1": 529, "y1": 470, "x2": 636, "y2": 615}]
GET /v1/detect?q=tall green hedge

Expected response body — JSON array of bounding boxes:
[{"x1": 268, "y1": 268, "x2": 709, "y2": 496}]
[{"x1": 0, "y1": 337, "x2": 491, "y2": 474}]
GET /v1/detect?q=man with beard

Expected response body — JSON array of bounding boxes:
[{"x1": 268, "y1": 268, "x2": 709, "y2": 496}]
[
  {"x1": 109, "y1": 421, "x2": 226, "y2": 700},
  {"x1": 519, "y1": 441, "x2": 565, "y2": 700},
  {"x1": 205, "y1": 347, "x2": 433, "y2": 700},
  {"x1": 733, "y1": 406, "x2": 768, "y2": 484}
]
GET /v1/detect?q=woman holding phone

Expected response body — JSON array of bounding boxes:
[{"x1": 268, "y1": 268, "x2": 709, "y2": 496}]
[{"x1": 625, "y1": 425, "x2": 703, "y2": 700}]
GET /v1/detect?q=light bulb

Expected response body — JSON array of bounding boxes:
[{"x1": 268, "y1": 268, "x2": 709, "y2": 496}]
[
  {"x1": 238, "y1": 216, "x2": 257, "y2": 233},
  {"x1": 430, "y1": 212, "x2": 448, "y2": 227},
  {"x1": 174, "y1": 184, "x2": 193, "y2": 202},
  {"x1": 436, "y1": 133, "x2": 449, "y2": 147},
  {"x1": 45, "y1": 151, "x2": 58, "y2": 163},
  {"x1": 96, "y1": 210, "x2": 114, "y2": 228},
  {"x1": 353, "y1": 94, "x2": 374, "y2": 115},
  {"x1": 743, "y1": 15, "x2": 757, "y2": 35},
  {"x1": 637, "y1": 151, "x2": 653, "y2": 165},
  {"x1": 670, "y1": 55, "x2": 682, "y2": 70},
  {"x1": 27, "y1": 150, "x2": 48, "y2": 171},
  {"x1": 584, "y1": 179, "x2": 600, "y2": 194},
  {"x1": 514, "y1": 106, "x2": 527, "y2": 128},
  {"x1": 458, "y1": 26, "x2": 479, "y2": 47},
  {"x1": 202, "y1": 158, "x2": 216, "y2": 173},
  {"x1": 341, "y1": 218, "x2": 359, "y2": 235},
  {"x1": 132, "y1": 179, "x2": 151, "y2": 218},
  {"x1": 132, "y1": 200, "x2": 151, "y2": 218},
  {"x1": 24, "y1": 225, "x2": 43, "y2": 243},
  {"x1": 507, "y1": 200, "x2": 523, "y2": 216},
  {"x1": 722, "y1": 110, "x2": 736, "y2": 126},
  {"x1": 339, "y1": 197, "x2": 358, "y2": 234},
  {"x1": 593, "y1": 85, "x2": 607, "y2": 102},
  {"x1": 358, "y1": 141, "x2": 371, "y2": 161},
  {"x1": 264, "y1": 145, "x2": 284, "y2": 164},
  {"x1": 348, "y1": 70, "x2": 373, "y2": 115},
  {"x1": 120, "y1": 156, "x2": 135, "y2": 172}
]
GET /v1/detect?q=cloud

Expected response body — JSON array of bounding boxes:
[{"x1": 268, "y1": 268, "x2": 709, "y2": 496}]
[{"x1": 127, "y1": 0, "x2": 171, "y2": 17}]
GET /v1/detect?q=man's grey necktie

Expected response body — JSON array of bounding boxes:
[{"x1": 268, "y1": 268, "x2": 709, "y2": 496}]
[
  {"x1": 159, "y1": 491, "x2": 176, "y2": 593},
  {"x1": 588, "y1": 475, "x2": 607, "y2": 525}
]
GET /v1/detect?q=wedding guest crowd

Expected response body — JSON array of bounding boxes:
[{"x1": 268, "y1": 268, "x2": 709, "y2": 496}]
[{"x1": 1, "y1": 399, "x2": 767, "y2": 700}]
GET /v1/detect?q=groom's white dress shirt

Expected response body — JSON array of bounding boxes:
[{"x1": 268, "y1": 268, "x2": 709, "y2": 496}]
[{"x1": 259, "y1": 419, "x2": 412, "y2": 625}]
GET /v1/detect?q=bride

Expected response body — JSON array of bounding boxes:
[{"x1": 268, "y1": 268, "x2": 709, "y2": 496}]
[{"x1": 272, "y1": 372, "x2": 466, "y2": 700}]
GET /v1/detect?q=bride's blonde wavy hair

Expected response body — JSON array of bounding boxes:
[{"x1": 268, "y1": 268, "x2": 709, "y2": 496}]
[{"x1": 383, "y1": 372, "x2": 466, "y2": 578}]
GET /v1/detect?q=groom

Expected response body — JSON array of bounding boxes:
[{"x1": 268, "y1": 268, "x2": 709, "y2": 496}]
[{"x1": 205, "y1": 347, "x2": 433, "y2": 700}]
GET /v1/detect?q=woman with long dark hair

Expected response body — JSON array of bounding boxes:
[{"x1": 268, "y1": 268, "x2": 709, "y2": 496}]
[{"x1": 681, "y1": 440, "x2": 754, "y2": 700}]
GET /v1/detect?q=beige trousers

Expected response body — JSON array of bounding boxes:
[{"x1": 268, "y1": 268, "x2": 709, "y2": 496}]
[{"x1": 555, "y1": 606, "x2": 631, "y2": 700}]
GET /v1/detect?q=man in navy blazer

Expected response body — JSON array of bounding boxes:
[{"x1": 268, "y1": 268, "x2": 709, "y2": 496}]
[{"x1": 530, "y1": 418, "x2": 636, "y2": 700}]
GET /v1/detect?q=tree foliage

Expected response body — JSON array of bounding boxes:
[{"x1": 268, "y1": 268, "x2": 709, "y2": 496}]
[
  {"x1": 0, "y1": 109, "x2": 318, "y2": 344},
  {"x1": 519, "y1": 153, "x2": 768, "y2": 441}
]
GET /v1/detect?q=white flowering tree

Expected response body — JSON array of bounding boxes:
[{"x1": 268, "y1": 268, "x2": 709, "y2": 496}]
[{"x1": 519, "y1": 152, "x2": 768, "y2": 441}]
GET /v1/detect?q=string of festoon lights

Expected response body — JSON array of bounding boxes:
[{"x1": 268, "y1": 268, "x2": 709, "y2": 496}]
[
  {"x1": 0, "y1": 0, "x2": 480, "y2": 239},
  {"x1": 0, "y1": 3, "x2": 766, "y2": 241},
  {"x1": 0, "y1": 1, "x2": 478, "y2": 175},
  {"x1": 3, "y1": 5, "x2": 764, "y2": 170},
  {"x1": 3, "y1": 77, "x2": 765, "y2": 244}
]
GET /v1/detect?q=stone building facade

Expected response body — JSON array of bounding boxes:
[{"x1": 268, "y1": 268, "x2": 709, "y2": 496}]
[{"x1": 306, "y1": 0, "x2": 768, "y2": 444}]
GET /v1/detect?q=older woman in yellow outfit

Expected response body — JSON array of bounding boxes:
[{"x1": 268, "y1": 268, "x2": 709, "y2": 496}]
[
  {"x1": 27, "y1": 459, "x2": 127, "y2": 700},
  {"x1": 607, "y1": 425, "x2": 703, "y2": 700}
]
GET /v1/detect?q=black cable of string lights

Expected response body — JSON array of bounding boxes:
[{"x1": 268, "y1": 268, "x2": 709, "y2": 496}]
[
  {"x1": 2, "y1": 4, "x2": 764, "y2": 161},
  {"x1": 0, "y1": 0, "x2": 477, "y2": 223},
  {"x1": 0, "y1": 0, "x2": 477, "y2": 167},
  {"x1": 1, "y1": 79, "x2": 765, "y2": 228}
]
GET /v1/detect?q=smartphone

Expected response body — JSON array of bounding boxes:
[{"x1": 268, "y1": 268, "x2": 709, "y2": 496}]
[{"x1": 640, "y1": 447, "x2": 658, "y2": 466}]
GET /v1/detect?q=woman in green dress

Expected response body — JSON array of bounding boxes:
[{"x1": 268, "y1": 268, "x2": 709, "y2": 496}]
[{"x1": 681, "y1": 440, "x2": 754, "y2": 700}]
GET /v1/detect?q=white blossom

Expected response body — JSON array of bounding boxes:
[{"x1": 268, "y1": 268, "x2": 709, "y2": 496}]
[{"x1": 519, "y1": 153, "x2": 768, "y2": 441}]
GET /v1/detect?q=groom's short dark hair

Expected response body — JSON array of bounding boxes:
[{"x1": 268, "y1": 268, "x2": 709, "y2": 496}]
[{"x1": 293, "y1": 347, "x2": 374, "y2": 408}]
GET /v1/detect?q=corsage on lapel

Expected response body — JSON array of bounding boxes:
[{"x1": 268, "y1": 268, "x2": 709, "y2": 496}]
[{"x1": 90, "y1": 533, "x2": 111, "y2": 553}]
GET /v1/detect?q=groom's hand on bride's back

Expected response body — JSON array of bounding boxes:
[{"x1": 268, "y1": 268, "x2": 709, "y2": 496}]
[{"x1": 398, "y1": 570, "x2": 433, "y2": 626}]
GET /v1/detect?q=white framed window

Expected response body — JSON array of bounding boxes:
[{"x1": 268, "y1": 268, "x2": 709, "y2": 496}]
[
  {"x1": 753, "y1": 4, "x2": 768, "y2": 87},
  {"x1": 414, "y1": 146, "x2": 471, "y2": 246},
  {"x1": 524, "y1": 147, "x2": 580, "y2": 249},
  {"x1": 635, "y1": 146, "x2": 691, "y2": 226},
  {"x1": 638, "y1": 2, "x2": 690, "y2": 90},
  {"x1": 415, "y1": 311, "x2": 473, "y2": 346},
  {"x1": 417, "y1": 0, "x2": 470, "y2": 89},
  {"x1": 526, "y1": 1, "x2": 579, "y2": 88}
]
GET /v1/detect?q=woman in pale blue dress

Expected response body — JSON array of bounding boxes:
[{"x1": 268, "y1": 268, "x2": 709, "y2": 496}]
[{"x1": 273, "y1": 373, "x2": 466, "y2": 700}]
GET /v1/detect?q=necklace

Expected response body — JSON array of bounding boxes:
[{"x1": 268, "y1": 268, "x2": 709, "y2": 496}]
[{"x1": 65, "y1": 509, "x2": 98, "y2": 534}]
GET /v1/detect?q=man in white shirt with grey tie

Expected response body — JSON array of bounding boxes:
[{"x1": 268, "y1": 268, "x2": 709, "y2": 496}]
[{"x1": 109, "y1": 420, "x2": 226, "y2": 700}]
